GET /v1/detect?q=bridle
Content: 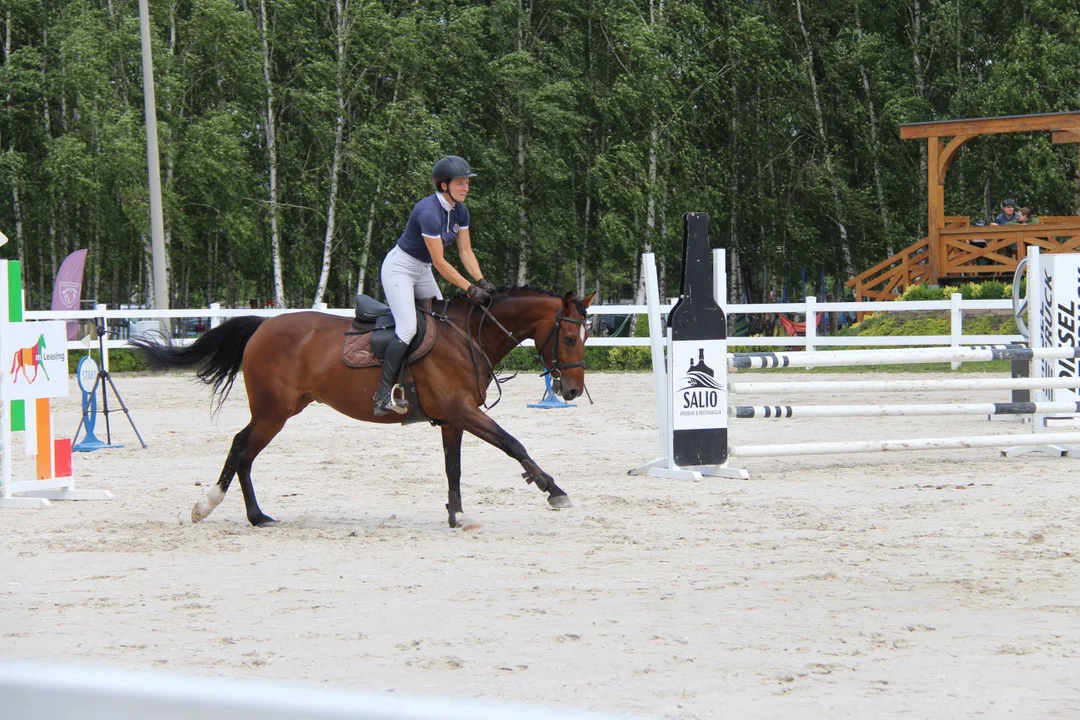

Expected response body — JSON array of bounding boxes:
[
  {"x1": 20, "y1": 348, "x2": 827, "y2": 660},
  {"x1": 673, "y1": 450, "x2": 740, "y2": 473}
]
[
  {"x1": 431, "y1": 298, "x2": 592, "y2": 409},
  {"x1": 533, "y1": 306, "x2": 587, "y2": 396}
]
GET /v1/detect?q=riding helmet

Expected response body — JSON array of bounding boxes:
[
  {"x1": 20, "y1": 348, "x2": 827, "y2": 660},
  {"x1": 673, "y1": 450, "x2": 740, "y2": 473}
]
[{"x1": 432, "y1": 156, "x2": 477, "y2": 191}]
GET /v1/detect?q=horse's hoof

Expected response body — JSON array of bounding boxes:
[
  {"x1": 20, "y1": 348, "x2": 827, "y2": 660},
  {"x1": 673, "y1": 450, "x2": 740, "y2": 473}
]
[
  {"x1": 250, "y1": 514, "x2": 277, "y2": 527},
  {"x1": 548, "y1": 495, "x2": 573, "y2": 509},
  {"x1": 192, "y1": 487, "x2": 225, "y2": 523},
  {"x1": 454, "y1": 512, "x2": 482, "y2": 532}
]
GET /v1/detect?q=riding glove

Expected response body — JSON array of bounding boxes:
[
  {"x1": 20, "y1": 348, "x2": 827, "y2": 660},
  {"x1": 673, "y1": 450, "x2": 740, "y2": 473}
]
[
  {"x1": 467, "y1": 284, "x2": 491, "y2": 306},
  {"x1": 477, "y1": 278, "x2": 497, "y2": 294}
]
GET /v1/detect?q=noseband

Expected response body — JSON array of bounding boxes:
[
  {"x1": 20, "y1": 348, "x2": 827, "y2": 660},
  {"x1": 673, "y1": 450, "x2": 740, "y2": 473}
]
[{"x1": 534, "y1": 307, "x2": 586, "y2": 384}]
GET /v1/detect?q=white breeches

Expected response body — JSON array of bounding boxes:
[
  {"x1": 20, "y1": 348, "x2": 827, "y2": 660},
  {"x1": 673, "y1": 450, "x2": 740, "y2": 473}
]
[{"x1": 381, "y1": 245, "x2": 443, "y2": 342}]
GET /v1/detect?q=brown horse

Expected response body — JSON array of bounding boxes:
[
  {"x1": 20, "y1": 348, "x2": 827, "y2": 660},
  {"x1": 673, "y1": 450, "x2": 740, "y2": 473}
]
[{"x1": 130, "y1": 288, "x2": 594, "y2": 528}]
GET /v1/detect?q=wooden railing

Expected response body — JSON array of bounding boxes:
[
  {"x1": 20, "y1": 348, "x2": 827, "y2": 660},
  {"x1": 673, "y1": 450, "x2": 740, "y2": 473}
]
[
  {"x1": 844, "y1": 236, "x2": 932, "y2": 302},
  {"x1": 847, "y1": 217, "x2": 1080, "y2": 302}
]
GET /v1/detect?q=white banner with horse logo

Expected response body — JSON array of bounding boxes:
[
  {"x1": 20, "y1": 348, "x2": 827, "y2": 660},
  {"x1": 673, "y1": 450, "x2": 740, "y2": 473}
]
[{"x1": 4, "y1": 321, "x2": 69, "y2": 400}]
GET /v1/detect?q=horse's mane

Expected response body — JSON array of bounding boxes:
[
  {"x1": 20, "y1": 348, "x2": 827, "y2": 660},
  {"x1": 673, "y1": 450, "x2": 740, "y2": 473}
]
[{"x1": 450, "y1": 285, "x2": 588, "y2": 317}]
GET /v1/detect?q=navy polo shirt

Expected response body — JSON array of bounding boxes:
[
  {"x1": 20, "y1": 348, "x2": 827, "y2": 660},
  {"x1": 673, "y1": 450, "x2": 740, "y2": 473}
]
[{"x1": 396, "y1": 193, "x2": 470, "y2": 263}]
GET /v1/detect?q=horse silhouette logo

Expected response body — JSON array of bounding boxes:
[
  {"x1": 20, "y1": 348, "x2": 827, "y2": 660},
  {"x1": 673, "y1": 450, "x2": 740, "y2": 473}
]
[{"x1": 10, "y1": 333, "x2": 51, "y2": 384}]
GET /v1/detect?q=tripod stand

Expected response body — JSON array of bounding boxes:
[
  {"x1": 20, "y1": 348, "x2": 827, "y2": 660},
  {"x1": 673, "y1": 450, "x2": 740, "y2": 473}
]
[{"x1": 72, "y1": 321, "x2": 147, "y2": 450}]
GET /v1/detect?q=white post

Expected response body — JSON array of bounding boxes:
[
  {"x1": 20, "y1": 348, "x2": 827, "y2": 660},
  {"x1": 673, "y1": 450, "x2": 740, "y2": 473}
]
[
  {"x1": 713, "y1": 248, "x2": 727, "y2": 308},
  {"x1": 209, "y1": 302, "x2": 221, "y2": 330},
  {"x1": 95, "y1": 303, "x2": 110, "y2": 372},
  {"x1": 1028, "y1": 246, "x2": 1045, "y2": 429},
  {"x1": 314, "y1": 302, "x2": 328, "y2": 311},
  {"x1": 805, "y1": 296, "x2": 817, "y2": 355},
  {"x1": 0, "y1": 261, "x2": 11, "y2": 503},
  {"x1": 950, "y1": 292, "x2": 963, "y2": 370},
  {"x1": 641, "y1": 253, "x2": 669, "y2": 471}
]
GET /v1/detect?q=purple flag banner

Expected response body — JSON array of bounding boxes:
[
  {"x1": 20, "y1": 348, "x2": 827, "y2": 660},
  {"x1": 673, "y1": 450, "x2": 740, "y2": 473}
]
[{"x1": 51, "y1": 249, "x2": 88, "y2": 340}]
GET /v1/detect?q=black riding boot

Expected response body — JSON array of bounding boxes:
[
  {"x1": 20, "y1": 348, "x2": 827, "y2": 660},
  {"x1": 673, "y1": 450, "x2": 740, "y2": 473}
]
[{"x1": 373, "y1": 336, "x2": 411, "y2": 416}]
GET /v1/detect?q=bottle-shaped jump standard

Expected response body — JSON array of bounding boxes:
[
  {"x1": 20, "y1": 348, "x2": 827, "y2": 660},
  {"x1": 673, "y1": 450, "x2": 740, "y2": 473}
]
[{"x1": 667, "y1": 212, "x2": 727, "y2": 467}]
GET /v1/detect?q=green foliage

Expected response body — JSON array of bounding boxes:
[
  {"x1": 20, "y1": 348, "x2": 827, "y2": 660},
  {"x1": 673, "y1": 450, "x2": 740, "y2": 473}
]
[
  {"x1": 840, "y1": 311, "x2": 1016, "y2": 340},
  {"x1": 976, "y1": 280, "x2": 1008, "y2": 300},
  {"x1": 899, "y1": 284, "x2": 945, "y2": 301},
  {"x1": 66, "y1": 349, "x2": 148, "y2": 374},
  {"x1": 900, "y1": 280, "x2": 1013, "y2": 301}
]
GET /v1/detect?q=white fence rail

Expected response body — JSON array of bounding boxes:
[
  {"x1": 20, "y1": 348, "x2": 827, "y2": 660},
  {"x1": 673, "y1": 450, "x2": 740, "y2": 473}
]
[{"x1": 23, "y1": 295, "x2": 1019, "y2": 356}]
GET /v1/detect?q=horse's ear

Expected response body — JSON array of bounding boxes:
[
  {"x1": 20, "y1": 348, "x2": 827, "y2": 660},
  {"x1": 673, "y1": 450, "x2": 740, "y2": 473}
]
[
  {"x1": 582, "y1": 292, "x2": 595, "y2": 308},
  {"x1": 561, "y1": 291, "x2": 574, "y2": 313}
]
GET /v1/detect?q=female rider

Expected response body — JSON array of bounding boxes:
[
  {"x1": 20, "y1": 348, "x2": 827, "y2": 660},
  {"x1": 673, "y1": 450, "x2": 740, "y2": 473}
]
[{"x1": 374, "y1": 155, "x2": 496, "y2": 416}]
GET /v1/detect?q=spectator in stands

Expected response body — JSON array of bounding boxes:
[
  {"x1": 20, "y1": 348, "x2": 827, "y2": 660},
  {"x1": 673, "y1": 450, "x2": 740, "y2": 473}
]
[
  {"x1": 1015, "y1": 207, "x2": 1039, "y2": 224},
  {"x1": 991, "y1": 198, "x2": 1018, "y2": 226}
]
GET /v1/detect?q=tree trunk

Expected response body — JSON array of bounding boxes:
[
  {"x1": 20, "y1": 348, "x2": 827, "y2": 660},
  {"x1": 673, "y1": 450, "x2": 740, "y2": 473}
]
[
  {"x1": 357, "y1": 176, "x2": 381, "y2": 296},
  {"x1": 313, "y1": 0, "x2": 347, "y2": 306},
  {"x1": 357, "y1": 72, "x2": 399, "y2": 295},
  {"x1": 143, "y1": 233, "x2": 154, "y2": 303},
  {"x1": 577, "y1": 194, "x2": 589, "y2": 298},
  {"x1": 163, "y1": 2, "x2": 177, "y2": 300},
  {"x1": 796, "y1": 0, "x2": 851, "y2": 276},
  {"x1": 728, "y1": 80, "x2": 740, "y2": 304},
  {"x1": 659, "y1": 155, "x2": 669, "y2": 298},
  {"x1": 515, "y1": 0, "x2": 529, "y2": 285},
  {"x1": 516, "y1": 126, "x2": 528, "y2": 285},
  {"x1": 912, "y1": 0, "x2": 927, "y2": 238},
  {"x1": 854, "y1": 1, "x2": 890, "y2": 253},
  {"x1": 5, "y1": 10, "x2": 26, "y2": 289},
  {"x1": 258, "y1": 0, "x2": 285, "y2": 307}
]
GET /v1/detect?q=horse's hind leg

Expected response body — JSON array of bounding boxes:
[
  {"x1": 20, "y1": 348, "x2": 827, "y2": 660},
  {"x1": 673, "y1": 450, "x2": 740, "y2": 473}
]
[
  {"x1": 236, "y1": 414, "x2": 288, "y2": 527},
  {"x1": 191, "y1": 426, "x2": 251, "y2": 523}
]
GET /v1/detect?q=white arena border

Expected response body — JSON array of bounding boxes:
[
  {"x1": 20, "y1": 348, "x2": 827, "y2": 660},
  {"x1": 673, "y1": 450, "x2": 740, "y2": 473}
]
[
  {"x1": 631, "y1": 246, "x2": 1080, "y2": 481},
  {"x1": 0, "y1": 661, "x2": 628, "y2": 720}
]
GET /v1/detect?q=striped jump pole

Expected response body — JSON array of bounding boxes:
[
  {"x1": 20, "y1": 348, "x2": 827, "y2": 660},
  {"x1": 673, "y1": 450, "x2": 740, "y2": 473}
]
[
  {"x1": 733, "y1": 400, "x2": 1080, "y2": 420},
  {"x1": 729, "y1": 344, "x2": 1078, "y2": 370},
  {"x1": 729, "y1": 431, "x2": 1080, "y2": 459},
  {"x1": 729, "y1": 375, "x2": 1080, "y2": 395}
]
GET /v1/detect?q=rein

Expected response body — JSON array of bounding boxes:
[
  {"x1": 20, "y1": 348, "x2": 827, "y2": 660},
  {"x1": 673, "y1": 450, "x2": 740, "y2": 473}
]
[{"x1": 426, "y1": 297, "x2": 593, "y2": 410}]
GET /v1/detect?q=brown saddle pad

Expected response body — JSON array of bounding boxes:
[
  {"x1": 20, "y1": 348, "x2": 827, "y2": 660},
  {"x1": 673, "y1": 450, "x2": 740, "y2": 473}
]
[{"x1": 341, "y1": 314, "x2": 438, "y2": 369}]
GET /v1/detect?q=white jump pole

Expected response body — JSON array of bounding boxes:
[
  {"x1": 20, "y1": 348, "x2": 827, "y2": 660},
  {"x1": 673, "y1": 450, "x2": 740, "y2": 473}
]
[
  {"x1": 1004, "y1": 245, "x2": 1076, "y2": 456},
  {"x1": 730, "y1": 431, "x2": 1080, "y2": 459},
  {"x1": 732, "y1": 400, "x2": 1080, "y2": 420},
  {"x1": 730, "y1": 344, "x2": 1076, "y2": 370},
  {"x1": 731, "y1": 375, "x2": 1080, "y2": 395},
  {"x1": 631, "y1": 252, "x2": 671, "y2": 476}
]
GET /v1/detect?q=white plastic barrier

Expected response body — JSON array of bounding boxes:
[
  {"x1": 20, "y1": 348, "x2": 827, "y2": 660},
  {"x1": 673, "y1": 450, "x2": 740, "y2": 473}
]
[{"x1": 0, "y1": 662, "x2": 632, "y2": 720}]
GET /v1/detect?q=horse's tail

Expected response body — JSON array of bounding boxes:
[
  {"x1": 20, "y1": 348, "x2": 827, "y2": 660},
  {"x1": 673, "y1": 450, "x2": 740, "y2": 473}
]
[{"x1": 129, "y1": 316, "x2": 267, "y2": 409}]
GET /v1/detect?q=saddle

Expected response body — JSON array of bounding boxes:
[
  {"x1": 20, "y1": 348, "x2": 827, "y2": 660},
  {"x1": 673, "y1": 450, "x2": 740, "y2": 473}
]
[{"x1": 341, "y1": 295, "x2": 441, "y2": 426}]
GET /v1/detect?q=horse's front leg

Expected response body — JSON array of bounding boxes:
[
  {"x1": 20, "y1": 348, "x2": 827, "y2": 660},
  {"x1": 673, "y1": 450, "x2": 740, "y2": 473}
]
[
  {"x1": 454, "y1": 406, "x2": 572, "y2": 509},
  {"x1": 441, "y1": 425, "x2": 483, "y2": 530}
]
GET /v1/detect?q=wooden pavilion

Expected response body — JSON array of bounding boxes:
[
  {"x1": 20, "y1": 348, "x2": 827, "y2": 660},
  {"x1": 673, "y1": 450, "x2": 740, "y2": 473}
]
[{"x1": 846, "y1": 111, "x2": 1080, "y2": 302}]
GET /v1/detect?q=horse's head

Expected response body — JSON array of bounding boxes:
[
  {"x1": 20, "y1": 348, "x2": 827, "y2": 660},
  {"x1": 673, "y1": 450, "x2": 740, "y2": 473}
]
[
  {"x1": 37, "y1": 334, "x2": 46, "y2": 347},
  {"x1": 534, "y1": 291, "x2": 595, "y2": 401}
]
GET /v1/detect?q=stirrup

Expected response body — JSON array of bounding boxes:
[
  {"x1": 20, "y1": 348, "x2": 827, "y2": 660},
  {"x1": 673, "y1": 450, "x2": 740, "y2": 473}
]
[{"x1": 388, "y1": 383, "x2": 409, "y2": 413}]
